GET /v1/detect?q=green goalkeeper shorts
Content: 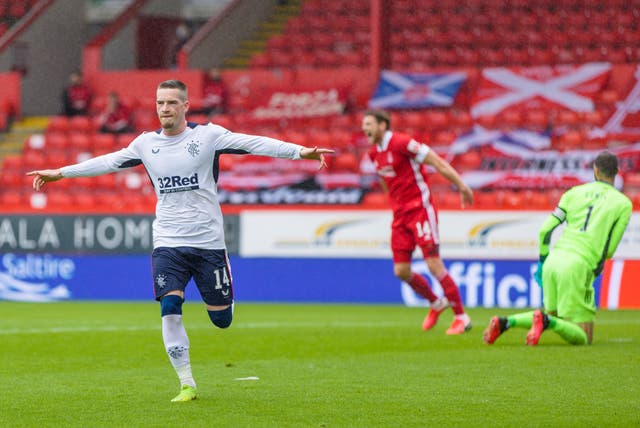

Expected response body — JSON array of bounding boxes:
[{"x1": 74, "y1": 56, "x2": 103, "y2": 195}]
[{"x1": 542, "y1": 251, "x2": 596, "y2": 323}]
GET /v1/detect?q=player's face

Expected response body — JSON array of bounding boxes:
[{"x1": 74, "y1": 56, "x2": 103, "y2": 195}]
[
  {"x1": 362, "y1": 115, "x2": 384, "y2": 145},
  {"x1": 156, "y1": 88, "x2": 189, "y2": 135}
]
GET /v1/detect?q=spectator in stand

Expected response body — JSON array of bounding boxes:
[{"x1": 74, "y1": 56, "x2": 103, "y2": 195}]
[
  {"x1": 362, "y1": 109, "x2": 474, "y2": 335},
  {"x1": 98, "y1": 92, "x2": 134, "y2": 134},
  {"x1": 199, "y1": 67, "x2": 227, "y2": 117},
  {"x1": 169, "y1": 20, "x2": 191, "y2": 68},
  {"x1": 62, "y1": 71, "x2": 93, "y2": 116}
]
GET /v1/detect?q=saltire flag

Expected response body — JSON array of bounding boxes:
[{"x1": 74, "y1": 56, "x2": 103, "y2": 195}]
[
  {"x1": 471, "y1": 63, "x2": 611, "y2": 117},
  {"x1": 598, "y1": 64, "x2": 640, "y2": 136},
  {"x1": 447, "y1": 125, "x2": 551, "y2": 160},
  {"x1": 368, "y1": 70, "x2": 466, "y2": 109}
]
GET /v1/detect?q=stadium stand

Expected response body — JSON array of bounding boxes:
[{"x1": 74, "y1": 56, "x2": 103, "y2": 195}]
[{"x1": 1, "y1": 0, "x2": 639, "y2": 212}]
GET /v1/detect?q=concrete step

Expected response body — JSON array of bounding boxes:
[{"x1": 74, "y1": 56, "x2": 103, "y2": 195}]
[{"x1": 0, "y1": 116, "x2": 49, "y2": 162}]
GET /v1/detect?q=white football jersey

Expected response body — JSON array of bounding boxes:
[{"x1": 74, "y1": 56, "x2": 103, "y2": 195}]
[{"x1": 61, "y1": 122, "x2": 303, "y2": 249}]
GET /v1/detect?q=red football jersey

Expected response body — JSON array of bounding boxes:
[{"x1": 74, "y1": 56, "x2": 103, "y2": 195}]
[{"x1": 368, "y1": 131, "x2": 434, "y2": 214}]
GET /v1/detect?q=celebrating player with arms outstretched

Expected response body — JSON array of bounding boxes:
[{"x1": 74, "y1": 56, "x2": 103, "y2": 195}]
[
  {"x1": 362, "y1": 109, "x2": 473, "y2": 334},
  {"x1": 28, "y1": 80, "x2": 333, "y2": 402}
]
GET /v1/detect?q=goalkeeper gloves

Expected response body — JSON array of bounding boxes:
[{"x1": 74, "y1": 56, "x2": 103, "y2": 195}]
[{"x1": 534, "y1": 255, "x2": 547, "y2": 287}]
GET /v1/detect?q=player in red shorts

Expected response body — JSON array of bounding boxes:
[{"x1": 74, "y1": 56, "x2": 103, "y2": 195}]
[{"x1": 362, "y1": 109, "x2": 473, "y2": 334}]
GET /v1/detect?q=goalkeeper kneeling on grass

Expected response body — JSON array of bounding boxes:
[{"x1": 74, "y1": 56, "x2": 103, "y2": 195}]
[{"x1": 483, "y1": 151, "x2": 631, "y2": 346}]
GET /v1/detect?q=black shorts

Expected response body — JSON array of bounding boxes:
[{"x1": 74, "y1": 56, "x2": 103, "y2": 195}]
[{"x1": 151, "y1": 246, "x2": 233, "y2": 306}]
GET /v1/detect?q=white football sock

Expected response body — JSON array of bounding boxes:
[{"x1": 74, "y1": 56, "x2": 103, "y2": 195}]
[{"x1": 162, "y1": 314, "x2": 196, "y2": 388}]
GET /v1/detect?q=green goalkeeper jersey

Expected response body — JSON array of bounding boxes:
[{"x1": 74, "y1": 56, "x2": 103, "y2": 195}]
[{"x1": 539, "y1": 180, "x2": 632, "y2": 275}]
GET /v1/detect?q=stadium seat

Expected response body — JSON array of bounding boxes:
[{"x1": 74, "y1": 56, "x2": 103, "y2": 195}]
[
  {"x1": 474, "y1": 191, "x2": 502, "y2": 209},
  {"x1": 554, "y1": 110, "x2": 581, "y2": 129},
  {"x1": 424, "y1": 111, "x2": 449, "y2": 130},
  {"x1": 23, "y1": 151, "x2": 47, "y2": 169},
  {"x1": 45, "y1": 191, "x2": 73, "y2": 208},
  {"x1": 68, "y1": 132, "x2": 92, "y2": 152},
  {"x1": 554, "y1": 131, "x2": 583, "y2": 151},
  {"x1": 94, "y1": 173, "x2": 117, "y2": 191},
  {"x1": 361, "y1": 191, "x2": 388, "y2": 206},
  {"x1": 524, "y1": 109, "x2": 549, "y2": 131},
  {"x1": 453, "y1": 150, "x2": 482, "y2": 171},
  {"x1": 93, "y1": 133, "x2": 116, "y2": 152},
  {"x1": 2, "y1": 154, "x2": 23, "y2": 171},
  {"x1": 47, "y1": 116, "x2": 70, "y2": 133},
  {"x1": 73, "y1": 191, "x2": 96, "y2": 208},
  {"x1": 498, "y1": 109, "x2": 523, "y2": 129},
  {"x1": 437, "y1": 191, "x2": 462, "y2": 209},
  {"x1": 116, "y1": 133, "x2": 137, "y2": 149},
  {"x1": 0, "y1": 190, "x2": 23, "y2": 206},
  {"x1": 624, "y1": 172, "x2": 640, "y2": 190},
  {"x1": 46, "y1": 150, "x2": 69, "y2": 167},
  {"x1": 502, "y1": 190, "x2": 524, "y2": 209},
  {"x1": 69, "y1": 116, "x2": 93, "y2": 133},
  {"x1": 134, "y1": 111, "x2": 158, "y2": 131},
  {"x1": 331, "y1": 152, "x2": 359, "y2": 172},
  {"x1": 583, "y1": 110, "x2": 605, "y2": 127},
  {"x1": 1, "y1": 169, "x2": 22, "y2": 187}
]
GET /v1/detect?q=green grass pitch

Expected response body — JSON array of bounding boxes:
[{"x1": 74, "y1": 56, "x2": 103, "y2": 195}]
[{"x1": 1, "y1": 301, "x2": 638, "y2": 427}]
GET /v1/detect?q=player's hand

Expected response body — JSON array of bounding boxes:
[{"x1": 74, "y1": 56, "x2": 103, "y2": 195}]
[
  {"x1": 534, "y1": 261, "x2": 544, "y2": 287},
  {"x1": 459, "y1": 185, "x2": 473, "y2": 208},
  {"x1": 26, "y1": 169, "x2": 63, "y2": 191},
  {"x1": 300, "y1": 146, "x2": 334, "y2": 170}
]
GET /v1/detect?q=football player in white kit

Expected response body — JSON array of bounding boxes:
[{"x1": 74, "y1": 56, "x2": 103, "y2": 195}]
[{"x1": 28, "y1": 80, "x2": 333, "y2": 402}]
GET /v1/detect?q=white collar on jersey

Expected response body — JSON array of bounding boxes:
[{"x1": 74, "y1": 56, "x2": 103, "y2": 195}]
[{"x1": 379, "y1": 130, "x2": 393, "y2": 151}]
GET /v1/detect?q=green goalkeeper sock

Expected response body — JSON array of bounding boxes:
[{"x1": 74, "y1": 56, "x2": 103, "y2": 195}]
[
  {"x1": 506, "y1": 311, "x2": 535, "y2": 329},
  {"x1": 547, "y1": 316, "x2": 588, "y2": 345}
]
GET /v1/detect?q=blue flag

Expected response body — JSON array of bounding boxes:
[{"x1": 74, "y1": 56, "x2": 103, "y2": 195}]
[{"x1": 368, "y1": 70, "x2": 466, "y2": 109}]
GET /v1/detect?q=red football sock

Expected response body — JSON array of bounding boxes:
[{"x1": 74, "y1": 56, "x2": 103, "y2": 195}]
[
  {"x1": 438, "y1": 272, "x2": 465, "y2": 315},
  {"x1": 407, "y1": 272, "x2": 438, "y2": 303}
]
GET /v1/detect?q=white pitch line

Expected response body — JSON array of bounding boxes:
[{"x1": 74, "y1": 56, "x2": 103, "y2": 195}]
[
  {"x1": 0, "y1": 320, "x2": 409, "y2": 335},
  {"x1": 2, "y1": 318, "x2": 638, "y2": 335}
]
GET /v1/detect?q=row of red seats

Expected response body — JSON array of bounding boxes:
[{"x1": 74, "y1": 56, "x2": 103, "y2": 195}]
[
  {"x1": 365, "y1": 186, "x2": 640, "y2": 211},
  {"x1": 0, "y1": 0, "x2": 35, "y2": 20},
  {"x1": 382, "y1": 0, "x2": 635, "y2": 12},
  {"x1": 251, "y1": 1, "x2": 638, "y2": 69},
  {"x1": 6, "y1": 175, "x2": 640, "y2": 212}
]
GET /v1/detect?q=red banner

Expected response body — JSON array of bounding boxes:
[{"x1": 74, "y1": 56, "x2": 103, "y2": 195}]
[{"x1": 251, "y1": 87, "x2": 350, "y2": 120}]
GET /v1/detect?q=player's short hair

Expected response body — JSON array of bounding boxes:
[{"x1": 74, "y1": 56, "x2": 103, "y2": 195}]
[
  {"x1": 594, "y1": 151, "x2": 618, "y2": 178},
  {"x1": 157, "y1": 80, "x2": 188, "y2": 101},
  {"x1": 364, "y1": 109, "x2": 391, "y2": 130}
]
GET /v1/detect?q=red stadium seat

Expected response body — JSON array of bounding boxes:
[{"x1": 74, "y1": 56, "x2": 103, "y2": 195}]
[
  {"x1": 554, "y1": 131, "x2": 583, "y2": 151},
  {"x1": 47, "y1": 116, "x2": 70, "y2": 133},
  {"x1": 23, "y1": 151, "x2": 47, "y2": 169},
  {"x1": 524, "y1": 109, "x2": 549, "y2": 131},
  {"x1": 69, "y1": 116, "x2": 93, "y2": 133},
  {"x1": 93, "y1": 133, "x2": 116, "y2": 152},
  {"x1": 45, "y1": 191, "x2": 73, "y2": 208},
  {"x1": 46, "y1": 150, "x2": 69, "y2": 167},
  {"x1": 554, "y1": 110, "x2": 581, "y2": 129},
  {"x1": 332, "y1": 152, "x2": 359, "y2": 172},
  {"x1": 0, "y1": 190, "x2": 23, "y2": 206},
  {"x1": 2, "y1": 154, "x2": 23, "y2": 171},
  {"x1": 68, "y1": 132, "x2": 92, "y2": 153},
  {"x1": 361, "y1": 191, "x2": 389, "y2": 207}
]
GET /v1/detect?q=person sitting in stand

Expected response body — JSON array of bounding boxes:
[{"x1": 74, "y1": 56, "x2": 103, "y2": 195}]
[
  {"x1": 199, "y1": 67, "x2": 227, "y2": 116},
  {"x1": 98, "y1": 92, "x2": 134, "y2": 134},
  {"x1": 62, "y1": 71, "x2": 93, "y2": 116}
]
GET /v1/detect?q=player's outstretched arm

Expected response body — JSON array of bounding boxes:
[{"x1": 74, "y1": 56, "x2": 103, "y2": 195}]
[
  {"x1": 26, "y1": 169, "x2": 63, "y2": 191},
  {"x1": 424, "y1": 150, "x2": 473, "y2": 207},
  {"x1": 300, "y1": 146, "x2": 335, "y2": 170}
]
